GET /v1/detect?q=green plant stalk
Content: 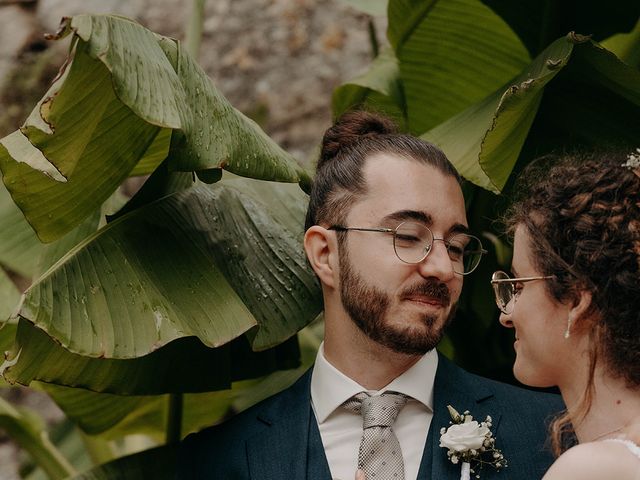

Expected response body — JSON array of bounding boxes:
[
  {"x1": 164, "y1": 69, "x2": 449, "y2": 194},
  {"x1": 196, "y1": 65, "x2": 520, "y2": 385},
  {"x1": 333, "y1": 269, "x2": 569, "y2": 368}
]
[
  {"x1": 0, "y1": 397, "x2": 76, "y2": 479},
  {"x1": 80, "y1": 430, "x2": 116, "y2": 466},
  {"x1": 185, "y1": 0, "x2": 207, "y2": 58},
  {"x1": 166, "y1": 393, "x2": 183, "y2": 444},
  {"x1": 368, "y1": 18, "x2": 379, "y2": 59}
]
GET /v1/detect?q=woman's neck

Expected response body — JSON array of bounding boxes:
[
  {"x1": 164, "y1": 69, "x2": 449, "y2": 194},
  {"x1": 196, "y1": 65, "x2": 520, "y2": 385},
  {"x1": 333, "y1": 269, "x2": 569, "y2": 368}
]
[{"x1": 560, "y1": 366, "x2": 640, "y2": 443}]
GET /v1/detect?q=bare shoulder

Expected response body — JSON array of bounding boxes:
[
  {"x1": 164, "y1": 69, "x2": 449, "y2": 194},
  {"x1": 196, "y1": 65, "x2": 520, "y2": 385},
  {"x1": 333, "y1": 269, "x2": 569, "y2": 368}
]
[{"x1": 543, "y1": 441, "x2": 640, "y2": 480}]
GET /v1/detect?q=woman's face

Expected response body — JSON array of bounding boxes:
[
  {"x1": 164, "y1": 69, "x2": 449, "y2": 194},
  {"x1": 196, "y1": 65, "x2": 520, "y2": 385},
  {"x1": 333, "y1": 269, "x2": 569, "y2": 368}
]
[{"x1": 499, "y1": 225, "x2": 573, "y2": 387}]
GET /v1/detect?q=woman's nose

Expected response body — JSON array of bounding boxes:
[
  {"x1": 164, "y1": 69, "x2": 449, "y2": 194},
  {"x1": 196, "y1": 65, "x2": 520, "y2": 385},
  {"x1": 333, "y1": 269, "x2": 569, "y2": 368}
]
[{"x1": 499, "y1": 311, "x2": 513, "y2": 328}]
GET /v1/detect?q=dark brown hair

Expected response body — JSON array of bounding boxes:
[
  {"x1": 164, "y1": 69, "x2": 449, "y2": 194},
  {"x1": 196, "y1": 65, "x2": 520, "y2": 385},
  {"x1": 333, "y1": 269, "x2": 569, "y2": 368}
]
[
  {"x1": 304, "y1": 110, "x2": 460, "y2": 231},
  {"x1": 505, "y1": 150, "x2": 640, "y2": 454}
]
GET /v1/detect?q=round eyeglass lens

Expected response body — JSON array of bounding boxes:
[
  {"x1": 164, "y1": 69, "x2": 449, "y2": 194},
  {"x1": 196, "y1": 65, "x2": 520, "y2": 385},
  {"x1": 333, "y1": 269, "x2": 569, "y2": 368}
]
[
  {"x1": 392, "y1": 222, "x2": 484, "y2": 274},
  {"x1": 449, "y1": 234, "x2": 483, "y2": 275},
  {"x1": 393, "y1": 222, "x2": 433, "y2": 264},
  {"x1": 492, "y1": 271, "x2": 515, "y2": 314}
]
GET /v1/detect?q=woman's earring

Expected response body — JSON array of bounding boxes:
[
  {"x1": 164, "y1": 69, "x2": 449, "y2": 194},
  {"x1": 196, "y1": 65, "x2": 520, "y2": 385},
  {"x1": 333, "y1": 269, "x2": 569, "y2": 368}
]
[{"x1": 564, "y1": 313, "x2": 574, "y2": 339}]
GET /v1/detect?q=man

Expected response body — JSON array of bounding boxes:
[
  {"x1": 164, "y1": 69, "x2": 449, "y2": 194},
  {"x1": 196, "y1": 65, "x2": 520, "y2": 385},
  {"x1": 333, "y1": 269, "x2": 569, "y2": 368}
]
[{"x1": 178, "y1": 111, "x2": 562, "y2": 479}]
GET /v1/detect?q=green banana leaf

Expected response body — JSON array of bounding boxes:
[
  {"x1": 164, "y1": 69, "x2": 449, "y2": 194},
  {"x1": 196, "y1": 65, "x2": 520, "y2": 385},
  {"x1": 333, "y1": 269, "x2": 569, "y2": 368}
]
[
  {"x1": 0, "y1": 180, "x2": 43, "y2": 278},
  {"x1": 0, "y1": 320, "x2": 17, "y2": 388},
  {"x1": 10, "y1": 179, "x2": 319, "y2": 360},
  {"x1": 0, "y1": 15, "x2": 310, "y2": 243},
  {"x1": 70, "y1": 444, "x2": 176, "y2": 480},
  {"x1": 21, "y1": 419, "x2": 96, "y2": 480},
  {"x1": 34, "y1": 320, "x2": 321, "y2": 440},
  {"x1": 1, "y1": 268, "x2": 21, "y2": 322},
  {"x1": 2, "y1": 318, "x2": 300, "y2": 394},
  {"x1": 4, "y1": 320, "x2": 315, "y2": 456},
  {"x1": 0, "y1": 395, "x2": 76, "y2": 479},
  {"x1": 387, "y1": 0, "x2": 530, "y2": 134},
  {"x1": 480, "y1": 0, "x2": 640, "y2": 57},
  {"x1": 423, "y1": 34, "x2": 640, "y2": 193},
  {"x1": 55, "y1": 323, "x2": 324, "y2": 478},
  {"x1": 601, "y1": 17, "x2": 640, "y2": 69},
  {"x1": 41, "y1": 384, "x2": 232, "y2": 439},
  {"x1": 332, "y1": 46, "x2": 405, "y2": 121}
]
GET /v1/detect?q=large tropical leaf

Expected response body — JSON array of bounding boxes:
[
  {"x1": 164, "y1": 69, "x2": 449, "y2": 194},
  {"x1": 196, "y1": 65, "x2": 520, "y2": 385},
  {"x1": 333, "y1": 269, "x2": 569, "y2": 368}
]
[
  {"x1": 7, "y1": 178, "x2": 319, "y2": 361},
  {"x1": 480, "y1": 0, "x2": 640, "y2": 57},
  {"x1": 21, "y1": 418, "x2": 96, "y2": 480},
  {"x1": 422, "y1": 34, "x2": 640, "y2": 192},
  {"x1": 2, "y1": 318, "x2": 300, "y2": 394},
  {"x1": 0, "y1": 179, "x2": 43, "y2": 278},
  {"x1": 0, "y1": 15, "x2": 311, "y2": 243},
  {"x1": 70, "y1": 444, "x2": 176, "y2": 480},
  {"x1": 387, "y1": 0, "x2": 530, "y2": 134},
  {"x1": 0, "y1": 320, "x2": 299, "y2": 395},
  {"x1": 1, "y1": 268, "x2": 21, "y2": 322},
  {"x1": 41, "y1": 384, "x2": 230, "y2": 439},
  {"x1": 602, "y1": 17, "x2": 640, "y2": 69},
  {"x1": 332, "y1": 46, "x2": 405, "y2": 121},
  {"x1": 0, "y1": 395, "x2": 76, "y2": 479},
  {"x1": 52, "y1": 324, "x2": 323, "y2": 478},
  {"x1": 20, "y1": 319, "x2": 320, "y2": 441}
]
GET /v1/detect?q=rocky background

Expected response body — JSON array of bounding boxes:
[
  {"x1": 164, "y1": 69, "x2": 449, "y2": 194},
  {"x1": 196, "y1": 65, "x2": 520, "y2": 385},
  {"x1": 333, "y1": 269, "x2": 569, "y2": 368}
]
[{"x1": 0, "y1": 0, "x2": 384, "y2": 477}]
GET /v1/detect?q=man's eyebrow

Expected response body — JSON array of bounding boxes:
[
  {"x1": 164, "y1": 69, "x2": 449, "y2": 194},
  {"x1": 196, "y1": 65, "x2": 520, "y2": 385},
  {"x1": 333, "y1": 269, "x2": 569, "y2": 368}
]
[
  {"x1": 449, "y1": 223, "x2": 470, "y2": 236},
  {"x1": 383, "y1": 210, "x2": 432, "y2": 225},
  {"x1": 382, "y1": 211, "x2": 471, "y2": 235}
]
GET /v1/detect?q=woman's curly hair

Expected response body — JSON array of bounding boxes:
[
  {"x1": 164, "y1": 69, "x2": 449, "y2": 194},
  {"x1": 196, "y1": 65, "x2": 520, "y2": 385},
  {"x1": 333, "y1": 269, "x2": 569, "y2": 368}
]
[{"x1": 505, "y1": 150, "x2": 640, "y2": 453}]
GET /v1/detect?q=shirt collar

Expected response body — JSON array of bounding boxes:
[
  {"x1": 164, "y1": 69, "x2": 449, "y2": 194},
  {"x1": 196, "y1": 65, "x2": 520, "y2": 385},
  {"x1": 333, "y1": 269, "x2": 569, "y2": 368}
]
[{"x1": 310, "y1": 342, "x2": 438, "y2": 424}]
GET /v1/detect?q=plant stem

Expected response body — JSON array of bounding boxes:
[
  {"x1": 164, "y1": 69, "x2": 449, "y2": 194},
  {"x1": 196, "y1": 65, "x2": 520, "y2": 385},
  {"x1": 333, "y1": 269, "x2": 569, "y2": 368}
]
[
  {"x1": 368, "y1": 18, "x2": 379, "y2": 59},
  {"x1": 185, "y1": 0, "x2": 207, "y2": 58},
  {"x1": 0, "y1": 397, "x2": 76, "y2": 479},
  {"x1": 80, "y1": 430, "x2": 115, "y2": 466},
  {"x1": 166, "y1": 393, "x2": 183, "y2": 444}
]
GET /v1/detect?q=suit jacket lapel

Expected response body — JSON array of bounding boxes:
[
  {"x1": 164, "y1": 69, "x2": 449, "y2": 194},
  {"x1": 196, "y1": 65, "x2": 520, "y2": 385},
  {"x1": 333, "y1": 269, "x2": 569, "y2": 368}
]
[
  {"x1": 246, "y1": 369, "x2": 331, "y2": 479},
  {"x1": 417, "y1": 353, "x2": 502, "y2": 480}
]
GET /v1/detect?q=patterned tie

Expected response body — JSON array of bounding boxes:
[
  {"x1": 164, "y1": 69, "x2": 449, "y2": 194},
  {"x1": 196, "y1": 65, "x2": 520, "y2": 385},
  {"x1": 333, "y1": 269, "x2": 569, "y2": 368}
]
[{"x1": 342, "y1": 392, "x2": 409, "y2": 479}]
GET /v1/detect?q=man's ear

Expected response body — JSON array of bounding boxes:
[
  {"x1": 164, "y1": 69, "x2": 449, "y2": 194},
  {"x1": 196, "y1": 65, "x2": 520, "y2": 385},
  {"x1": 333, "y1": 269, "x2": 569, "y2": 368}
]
[{"x1": 304, "y1": 226, "x2": 339, "y2": 289}]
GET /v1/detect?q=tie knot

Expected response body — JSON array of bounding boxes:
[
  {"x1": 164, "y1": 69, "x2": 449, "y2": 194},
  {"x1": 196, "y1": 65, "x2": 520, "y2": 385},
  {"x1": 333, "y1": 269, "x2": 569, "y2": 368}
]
[{"x1": 343, "y1": 392, "x2": 408, "y2": 428}]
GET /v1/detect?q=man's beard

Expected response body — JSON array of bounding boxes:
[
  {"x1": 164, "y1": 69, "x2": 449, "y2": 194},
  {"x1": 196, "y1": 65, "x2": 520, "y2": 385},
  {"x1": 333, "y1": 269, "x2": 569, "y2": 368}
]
[{"x1": 339, "y1": 250, "x2": 456, "y2": 355}]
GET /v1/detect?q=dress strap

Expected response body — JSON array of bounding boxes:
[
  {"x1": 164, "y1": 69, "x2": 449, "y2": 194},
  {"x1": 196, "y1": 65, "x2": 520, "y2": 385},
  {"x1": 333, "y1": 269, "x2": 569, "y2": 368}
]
[{"x1": 603, "y1": 438, "x2": 640, "y2": 459}]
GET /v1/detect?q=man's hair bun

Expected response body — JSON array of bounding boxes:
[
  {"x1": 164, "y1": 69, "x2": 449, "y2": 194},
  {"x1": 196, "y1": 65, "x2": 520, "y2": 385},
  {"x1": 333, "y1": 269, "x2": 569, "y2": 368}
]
[{"x1": 319, "y1": 110, "x2": 398, "y2": 166}]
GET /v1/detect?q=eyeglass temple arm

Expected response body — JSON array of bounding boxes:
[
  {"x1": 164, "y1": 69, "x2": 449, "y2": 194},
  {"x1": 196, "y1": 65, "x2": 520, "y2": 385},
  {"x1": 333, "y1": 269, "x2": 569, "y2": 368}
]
[
  {"x1": 328, "y1": 226, "x2": 394, "y2": 233},
  {"x1": 490, "y1": 275, "x2": 554, "y2": 284}
]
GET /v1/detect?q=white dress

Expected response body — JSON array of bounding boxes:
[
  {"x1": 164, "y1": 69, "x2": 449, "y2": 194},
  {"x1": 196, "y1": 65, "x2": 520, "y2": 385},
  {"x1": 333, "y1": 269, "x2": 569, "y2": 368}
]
[
  {"x1": 604, "y1": 439, "x2": 640, "y2": 479},
  {"x1": 605, "y1": 438, "x2": 640, "y2": 458}
]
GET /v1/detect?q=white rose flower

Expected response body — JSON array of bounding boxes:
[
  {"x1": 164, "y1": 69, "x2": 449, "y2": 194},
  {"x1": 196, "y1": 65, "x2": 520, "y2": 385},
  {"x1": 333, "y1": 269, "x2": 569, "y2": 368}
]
[{"x1": 439, "y1": 420, "x2": 490, "y2": 452}]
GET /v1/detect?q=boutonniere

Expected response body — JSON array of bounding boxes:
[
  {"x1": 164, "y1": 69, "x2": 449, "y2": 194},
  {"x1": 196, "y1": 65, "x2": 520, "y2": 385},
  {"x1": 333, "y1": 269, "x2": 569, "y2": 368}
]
[{"x1": 439, "y1": 405, "x2": 507, "y2": 480}]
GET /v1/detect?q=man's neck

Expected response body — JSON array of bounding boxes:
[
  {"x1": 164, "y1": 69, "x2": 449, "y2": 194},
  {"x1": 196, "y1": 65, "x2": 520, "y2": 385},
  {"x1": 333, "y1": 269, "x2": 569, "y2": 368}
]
[{"x1": 323, "y1": 328, "x2": 423, "y2": 391}]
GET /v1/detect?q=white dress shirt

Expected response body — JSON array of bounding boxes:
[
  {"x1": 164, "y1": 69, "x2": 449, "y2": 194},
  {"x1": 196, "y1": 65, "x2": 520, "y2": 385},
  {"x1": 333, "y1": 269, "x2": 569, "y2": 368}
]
[{"x1": 310, "y1": 343, "x2": 438, "y2": 480}]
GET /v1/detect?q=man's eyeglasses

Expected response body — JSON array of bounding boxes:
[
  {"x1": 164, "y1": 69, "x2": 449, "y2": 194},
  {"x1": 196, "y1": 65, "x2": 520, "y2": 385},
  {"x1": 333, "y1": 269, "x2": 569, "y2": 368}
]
[
  {"x1": 328, "y1": 221, "x2": 487, "y2": 275},
  {"x1": 490, "y1": 270, "x2": 554, "y2": 315}
]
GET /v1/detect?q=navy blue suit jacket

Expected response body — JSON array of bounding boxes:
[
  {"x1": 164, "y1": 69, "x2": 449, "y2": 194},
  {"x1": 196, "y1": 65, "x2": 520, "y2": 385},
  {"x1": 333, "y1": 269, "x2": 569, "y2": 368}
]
[{"x1": 178, "y1": 353, "x2": 563, "y2": 479}]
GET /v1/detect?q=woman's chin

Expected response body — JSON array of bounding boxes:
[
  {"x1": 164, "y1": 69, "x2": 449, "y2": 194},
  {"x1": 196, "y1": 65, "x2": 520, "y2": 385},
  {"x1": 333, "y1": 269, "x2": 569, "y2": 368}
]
[{"x1": 513, "y1": 360, "x2": 555, "y2": 389}]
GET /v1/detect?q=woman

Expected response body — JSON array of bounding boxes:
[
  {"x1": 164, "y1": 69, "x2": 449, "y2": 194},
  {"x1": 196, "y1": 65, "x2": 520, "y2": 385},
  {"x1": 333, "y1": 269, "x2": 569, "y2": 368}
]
[{"x1": 493, "y1": 150, "x2": 640, "y2": 478}]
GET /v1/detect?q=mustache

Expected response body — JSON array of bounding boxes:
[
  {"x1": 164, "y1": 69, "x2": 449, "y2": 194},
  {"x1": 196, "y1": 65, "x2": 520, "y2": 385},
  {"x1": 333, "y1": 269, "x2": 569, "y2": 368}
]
[{"x1": 400, "y1": 280, "x2": 451, "y2": 306}]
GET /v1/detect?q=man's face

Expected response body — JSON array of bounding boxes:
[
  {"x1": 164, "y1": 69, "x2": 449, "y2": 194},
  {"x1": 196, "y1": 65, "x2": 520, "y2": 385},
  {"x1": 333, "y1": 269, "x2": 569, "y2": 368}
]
[{"x1": 337, "y1": 153, "x2": 467, "y2": 355}]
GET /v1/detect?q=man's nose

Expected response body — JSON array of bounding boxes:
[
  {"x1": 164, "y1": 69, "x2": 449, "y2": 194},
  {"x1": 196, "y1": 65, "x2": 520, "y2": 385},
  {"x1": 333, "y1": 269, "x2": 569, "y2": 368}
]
[{"x1": 417, "y1": 239, "x2": 455, "y2": 281}]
